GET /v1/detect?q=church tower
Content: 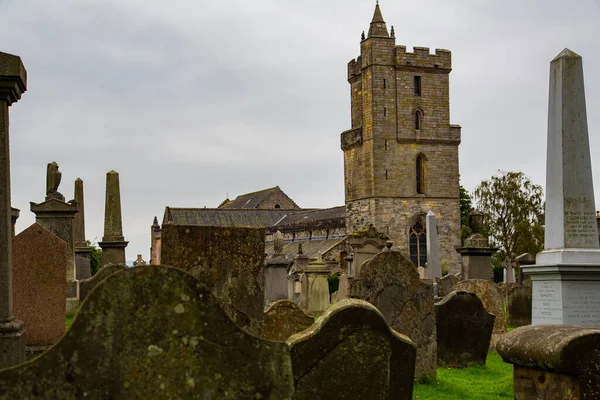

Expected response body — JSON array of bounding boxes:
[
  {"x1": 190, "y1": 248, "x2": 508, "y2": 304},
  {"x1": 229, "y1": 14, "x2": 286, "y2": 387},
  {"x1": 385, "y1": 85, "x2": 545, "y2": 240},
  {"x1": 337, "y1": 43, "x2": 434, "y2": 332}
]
[{"x1": 341, "y1": 4, "x2": 462, "y2": 272}]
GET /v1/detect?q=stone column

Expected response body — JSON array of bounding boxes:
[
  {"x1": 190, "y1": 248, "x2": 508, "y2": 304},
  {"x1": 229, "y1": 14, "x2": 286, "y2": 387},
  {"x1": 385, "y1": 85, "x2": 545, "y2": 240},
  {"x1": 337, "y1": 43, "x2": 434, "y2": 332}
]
[
  {"x1": 98, "y1": 171, "x2": 128, "y2": 265},
  {"x1": 0, "y1": 50, "x2": 26, "y2": 368},
  {"x1": 73, "y1": 178, "x2": 91, "y2": 280},
  {"x1": 425, "y1": 210, "x2": 442, "y2": 280},
  {"x1": 522, "y1": 49, "x2": 600, "y2": 327}
]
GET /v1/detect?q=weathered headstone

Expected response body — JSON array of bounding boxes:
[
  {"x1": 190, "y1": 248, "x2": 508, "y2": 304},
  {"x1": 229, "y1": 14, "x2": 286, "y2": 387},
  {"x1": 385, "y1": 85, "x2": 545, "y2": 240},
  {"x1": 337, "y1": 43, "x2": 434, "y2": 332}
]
[
  {"x1": 12, "y1": 223, "x2": 67, "y2": 346},
  {"x1": 288, "y1": 299, "x2": 416, "y2": 400},
  {"x1": 0, "y1": 50, "x2": 27, "y2": 368},
  {"x1": 350, "y1": 250, "x2": 437, "y2": 380},
  {"x1": 262, "y1": 300, "x2": 313, "y2": 342},
  {"x1": 0, "y1": 265, "x2": 295, "y2": 399},
  {"x1": 73, "y1": 178, "x2": 91, "y2": 280},
  {"x1": 498, "y1": 325, "x2": 600, "y2": 399},
  {"x1": 79, "y1": 263, "x2": 128, "y2": 302},
  {"x1": 506, "y1": 284, "x2": 532, "y2": 327},
  {"x1": 160, "y1": 224, "x2": 265, "y2": 333},
  {"x1": 435, "y1": 290, "x2": 495, "y2": 366},
  {"x1": 98, "y1": 171, "x2": 128, "y2": 265},
  {"x1": 522, "y1": 49, "x2": 600, "y2": 327},
  {"x1": 265, "y1": 231, "x2": 292, "y2": 307},
  {"x1": 455, "y1": 279, "x2": 506, "y2": 349},
  {"x1": 347, "y1": 224, "x2": 388, "y2": 278},
  {"x1": 504, "y1": 258, "x2": 516, "y2": 284},
  {"x1": 436, "y1": 273, "x2": 458, "y2": 298},
  {"x1": 425, "y1": 211, "x2": 442, "y2": 280}
]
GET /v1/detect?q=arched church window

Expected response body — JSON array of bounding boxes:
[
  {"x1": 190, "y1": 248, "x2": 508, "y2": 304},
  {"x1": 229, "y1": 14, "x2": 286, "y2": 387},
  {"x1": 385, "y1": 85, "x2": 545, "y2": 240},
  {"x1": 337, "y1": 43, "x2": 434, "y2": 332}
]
[
  {"x1": 416, "y1": 154, "x2": 426, "y2": 194},
  {"x1": 415, "y1": 109, "x2": 423, "y2": 131},
  {"x1": 409, "y1": 220, "x2": 427, "y2": 268}
]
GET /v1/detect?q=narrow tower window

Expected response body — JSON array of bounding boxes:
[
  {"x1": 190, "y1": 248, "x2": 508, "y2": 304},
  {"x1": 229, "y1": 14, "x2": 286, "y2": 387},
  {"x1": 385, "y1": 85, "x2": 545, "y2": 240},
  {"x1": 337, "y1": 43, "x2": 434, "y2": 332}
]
[
  {"x1": 383, "y1": 78, "x2": 387, "y2": 89},
  {"x1": 384, "y1": 107, "x2": 387, "y2": 117},
  {"x1": 386, "y1": 169, "x2": 389, "y2": 180},
  {"x1": 416, "y1": 154, "x2": 425, "y2": 194},
  {"x1": 414, "y1": 76, "x2": 421, "y2": 96},
  {"x1": 409, "y1": 219, "x2": 427, "y2": 268},
  {"x1": 415, "y1": 109, "x2": 423, "y2": 131}
]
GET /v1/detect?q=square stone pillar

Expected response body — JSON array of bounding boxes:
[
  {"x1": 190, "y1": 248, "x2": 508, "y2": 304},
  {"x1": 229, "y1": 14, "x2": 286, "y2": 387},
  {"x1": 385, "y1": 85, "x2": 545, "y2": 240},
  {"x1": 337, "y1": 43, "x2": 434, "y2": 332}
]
[{"x1": 0, "y1": 50, "x2": 27, "y2": 368}]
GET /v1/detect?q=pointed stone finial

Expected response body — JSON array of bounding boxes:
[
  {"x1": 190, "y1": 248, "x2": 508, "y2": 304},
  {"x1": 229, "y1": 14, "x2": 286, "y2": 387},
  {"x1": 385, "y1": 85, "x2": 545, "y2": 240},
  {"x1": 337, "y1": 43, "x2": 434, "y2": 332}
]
[
  {"x1": 152, "y1": 216, "x2": 159, "y2": 227},
  {"x1": 73, "y1": 178, "x2": 86, "y2": 247},
  {"x1": 361, "y1": 31, "x2": 365, "y2": 41},
  {"x1": 99, "y1": 170, "x2": 128, "y2": 265},
  {"x1": 368, "y1": 3, "x2": 389, "y2": 38},
  {"x1": 390, "y1": 25, "x2": 395, "y2": 38},
  {"x1": 316, "y1": 251, "x2": 323, "y2": 264},
  {"x1": 273, "y1": 230, "x2": 284, "y2": 255},
  {"x1": 298, "y1": 242, "x2": 303, "y2": 255}
]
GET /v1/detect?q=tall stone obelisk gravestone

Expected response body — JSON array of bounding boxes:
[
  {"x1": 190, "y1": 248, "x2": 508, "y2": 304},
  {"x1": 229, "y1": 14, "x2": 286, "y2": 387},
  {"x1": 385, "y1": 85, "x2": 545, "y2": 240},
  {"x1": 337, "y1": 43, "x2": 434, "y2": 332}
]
[
  {"x1": 99, "y1": 171, "x2": 128, "y2": 265},
  {"x1": 522, "y1": 49, "x2": 600, "y2": 326},
  {"x1": 0, "y1": 51, "x2": 26, "y2": 368},
  {"x1": 425, "y1": 211, "x2": 442, "y2": 281},
  {"x1": 31, "y1": 162, "x2": 80, "y2": 313},
  {"x1": 73, "y1": 178, "x2": 91, "y2": 279}
]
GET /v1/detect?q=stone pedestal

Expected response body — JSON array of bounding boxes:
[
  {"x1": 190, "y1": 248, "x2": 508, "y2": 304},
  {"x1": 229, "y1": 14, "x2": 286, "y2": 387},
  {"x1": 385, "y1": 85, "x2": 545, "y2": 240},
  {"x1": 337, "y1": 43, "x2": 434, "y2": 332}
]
[
  {"x1": 0, "y1": 50, "x2": 27, "y2": 368},
  {"x1": 265, "y1": 256, "x2": 292, "y2": 307},
  {"x1": 523, "y1": 49, "x2": 600, "y2": 327},
  {"x1": 302, "y1": 253, "x2": 330, "y2": 316},
  {"x1": 99, "y1": 171, "x2": 128, "y2": 265},
  {"x1": 456, "y1": 211, "x2": 498, "y2": 280}
]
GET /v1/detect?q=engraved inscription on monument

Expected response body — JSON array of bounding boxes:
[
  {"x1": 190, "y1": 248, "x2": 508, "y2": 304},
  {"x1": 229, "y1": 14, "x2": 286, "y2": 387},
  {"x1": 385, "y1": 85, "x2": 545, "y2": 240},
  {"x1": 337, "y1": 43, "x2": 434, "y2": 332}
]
[
  {"x1": 532, "y1": 281, "x2": 562, "y2": 324},
  {"x1": 564, "y1": 197, "x2": 597, "y2": 248},
  {"x1": 563, "y1": 281, "x2": 600, "y2": 326}
]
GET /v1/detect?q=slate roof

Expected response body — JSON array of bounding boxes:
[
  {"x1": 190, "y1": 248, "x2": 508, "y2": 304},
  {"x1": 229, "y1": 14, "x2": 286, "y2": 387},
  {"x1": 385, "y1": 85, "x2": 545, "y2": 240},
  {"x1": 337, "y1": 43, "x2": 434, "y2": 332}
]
[
  {"x1": 219, "y1": 186, "x2": 300, "y2": 209},
  {"x1": 270, "y1": 206, "x2": 346, "y2": 233},
  {"x1": 265, "y1": 237, "x2": 346, "y2": 260},
  {"x1": 163, "y1": 207, "x2": 305, "y2": 228}
]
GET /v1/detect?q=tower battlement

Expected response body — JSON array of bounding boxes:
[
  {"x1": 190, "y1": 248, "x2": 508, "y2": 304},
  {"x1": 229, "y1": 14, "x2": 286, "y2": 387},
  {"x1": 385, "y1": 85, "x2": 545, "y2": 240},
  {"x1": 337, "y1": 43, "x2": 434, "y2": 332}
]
[
  {"x1": 348, "y1": 56, "x2": 362, "y2": 80},
  {"x1": 395, "y1": 46, "x2": 451, "y2": 71}
]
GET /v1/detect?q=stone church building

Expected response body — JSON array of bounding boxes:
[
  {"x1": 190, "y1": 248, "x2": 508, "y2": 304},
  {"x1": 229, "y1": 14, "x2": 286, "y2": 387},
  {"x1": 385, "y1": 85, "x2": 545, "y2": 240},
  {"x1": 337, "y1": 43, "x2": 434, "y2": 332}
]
[{"x1": 151, "y1": 4, "x2": 462, "y2": 273}]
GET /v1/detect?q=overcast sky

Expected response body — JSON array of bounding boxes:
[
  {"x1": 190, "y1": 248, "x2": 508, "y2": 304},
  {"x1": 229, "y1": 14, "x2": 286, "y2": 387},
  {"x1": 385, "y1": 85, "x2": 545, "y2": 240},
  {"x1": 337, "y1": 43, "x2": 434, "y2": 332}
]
[{"x1": 1, "y1": 0, "x2": 600, "y2": 261}]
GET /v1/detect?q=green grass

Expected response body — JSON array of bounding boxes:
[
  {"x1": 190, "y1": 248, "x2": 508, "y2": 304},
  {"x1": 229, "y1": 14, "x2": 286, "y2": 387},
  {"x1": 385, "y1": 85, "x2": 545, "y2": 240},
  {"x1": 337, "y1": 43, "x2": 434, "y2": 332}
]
[
  {"x1": 412, "y1": 352, "x2": 513, "y2": 399},
  {"x1": 65, "y1": 315, "x2": 74, "y2": 330}
]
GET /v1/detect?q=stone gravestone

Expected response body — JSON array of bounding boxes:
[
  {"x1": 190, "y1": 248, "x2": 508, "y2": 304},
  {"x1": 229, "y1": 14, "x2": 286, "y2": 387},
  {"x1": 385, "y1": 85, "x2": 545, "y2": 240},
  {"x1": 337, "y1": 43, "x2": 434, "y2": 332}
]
[
  {"x1": 264, "y1": 230, "x2": 292, "y2": 307},
  {"x1": 350, "y1": 251, "x2": 437, "y2": 380},
  {"x1": 522, "y1": 49, "x2": 600, "y2": 327},
  {"x1": 288, "y1": 299, "x2": 416, "y2": 400},
  {"x1": 262, "y1": 300, "x2": 314, "y2": 342},
  {"x1": 498, "y1": 325, "x2": 600, "y2": 399},
  {"x1": 455, "y1": 279, "x2": 506, "y2": 349},
  {"x1": 79, "y1": 263, "x2": 128, "y2": 302},
  {"x1": 506, "y1": 285, "x2": 532, "y2": 327},
  {"x1": 435, "y1": 291, "x2": 495, "y2": 366},
  {"x1": 301, "y1": 252, "x2": 330, "y2": 317},
  {"x1": 0, "y1": 50, "x2": 27, "y2": 368},
  {"x1": 12, "y1": 223, "x2": 67, "y2": 346},
  {"x1": 73, "y1": 178, "x2": 91, "y2": 280},
  {"x1": 160, "y1": 225, "x2": 265, "y2": 334},
  {"x1": 0, "y1": 265, "x2": 294, "y2": 399},
  {"x1": 436, "y1": 273, "x2": 459, "y2": 298},
  {"x1": 98, "y1": 171, "x2": 128, "y2": 265}
]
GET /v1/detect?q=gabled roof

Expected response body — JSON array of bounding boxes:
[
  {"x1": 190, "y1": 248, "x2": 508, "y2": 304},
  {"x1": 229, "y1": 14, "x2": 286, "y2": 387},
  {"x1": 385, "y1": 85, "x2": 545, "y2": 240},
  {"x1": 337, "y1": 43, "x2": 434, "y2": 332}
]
[
  {"x1": 219, "y1": 186, "x2": 300, "y2": 209},
  {"x1": 163, "y1": 207, "x2": 305, "y2": 228}
]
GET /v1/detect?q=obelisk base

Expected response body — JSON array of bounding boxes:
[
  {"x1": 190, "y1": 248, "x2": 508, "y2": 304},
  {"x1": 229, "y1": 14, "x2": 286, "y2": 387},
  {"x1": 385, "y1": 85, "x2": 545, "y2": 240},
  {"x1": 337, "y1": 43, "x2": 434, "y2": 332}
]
[
  {"x1": 98, "y1": 241, "x2": 128, "y2": 266},
  {"x1": 0, "y1": 316, "x2": 25, "y2": 368}
]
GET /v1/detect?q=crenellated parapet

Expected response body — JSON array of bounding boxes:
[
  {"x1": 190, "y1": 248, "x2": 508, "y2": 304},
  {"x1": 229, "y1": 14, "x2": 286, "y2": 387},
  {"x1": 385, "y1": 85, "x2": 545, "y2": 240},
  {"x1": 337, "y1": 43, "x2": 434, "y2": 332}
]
[
  {"x1": 395, "y1": 46, "x2": 451, "y2": 71},
  {"x1": 347, "y1": 56, "x2": 362, "y2": 80}
]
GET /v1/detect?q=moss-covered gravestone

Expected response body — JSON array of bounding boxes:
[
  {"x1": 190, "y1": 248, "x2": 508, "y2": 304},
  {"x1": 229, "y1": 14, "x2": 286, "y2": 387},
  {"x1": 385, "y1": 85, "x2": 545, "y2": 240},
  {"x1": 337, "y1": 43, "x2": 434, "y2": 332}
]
[
  {"x1": 0, "y1": 265, "x2": 294, "y2": 399},
  {"x1": 435, "y1": 290, "x2": 495, "y2": 366},
  {"x1": 160, "y1": 225, "x2": 266, "y2": 334},
  {"x1": 350, "y1": 250, "x2": 437, "y2": 380},
  {"x1": 262, "y1": 300, "x2": 314, "y2": 342},
  {"x1": 288, "y1": 299, "x2": 416, "y2": 400}
]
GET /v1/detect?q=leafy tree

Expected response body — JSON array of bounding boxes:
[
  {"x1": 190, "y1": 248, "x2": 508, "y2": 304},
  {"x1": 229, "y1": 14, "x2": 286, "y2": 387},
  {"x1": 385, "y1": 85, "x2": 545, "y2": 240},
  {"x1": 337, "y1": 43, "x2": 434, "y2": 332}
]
[
  {"x1": 86, "y1": 240, "x2": 102, "y2": 277},
  {"x1": 473, "y1": 171, "x2": 544, "y2": 262},
  {"x1": 459, "y1": 184, "x2": 474, "y2": 242}
]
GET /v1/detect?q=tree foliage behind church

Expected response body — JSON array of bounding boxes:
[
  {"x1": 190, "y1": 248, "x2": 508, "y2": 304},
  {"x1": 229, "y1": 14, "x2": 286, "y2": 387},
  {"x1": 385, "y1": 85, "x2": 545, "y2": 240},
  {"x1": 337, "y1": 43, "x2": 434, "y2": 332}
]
[{"x1": 473, "y1": 171, "x2": 544, "y2": 261}]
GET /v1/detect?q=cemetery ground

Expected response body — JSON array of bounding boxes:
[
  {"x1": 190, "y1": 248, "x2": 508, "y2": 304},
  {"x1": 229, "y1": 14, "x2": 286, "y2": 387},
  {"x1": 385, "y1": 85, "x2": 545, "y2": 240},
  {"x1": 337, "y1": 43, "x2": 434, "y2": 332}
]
[{"x1": 413, "y1": 352, "x2": 513, "y2": 399}]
